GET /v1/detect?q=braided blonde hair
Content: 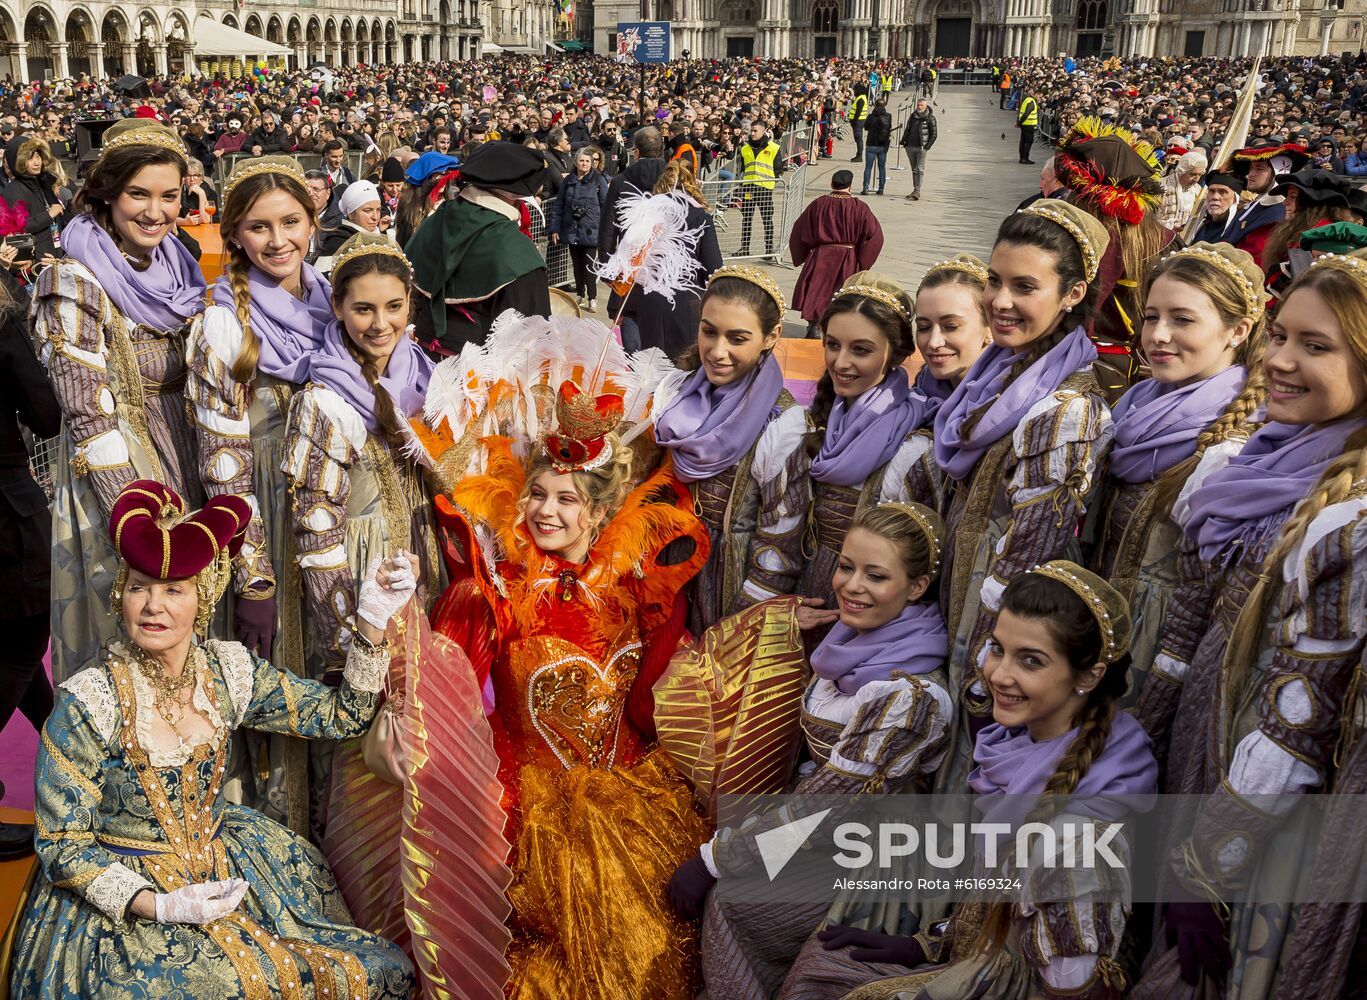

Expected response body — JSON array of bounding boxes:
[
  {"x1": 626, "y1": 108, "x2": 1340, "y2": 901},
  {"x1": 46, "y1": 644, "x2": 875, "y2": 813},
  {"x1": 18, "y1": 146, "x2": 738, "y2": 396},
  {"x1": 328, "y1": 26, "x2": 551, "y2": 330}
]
[
  {"x1": 218, "y1": 170, "x2": 319, "y2": 383},
  {"x1": 1142, "y1": 252, "x2": 1270, "y2": 513},
  {"x1": 1221, "y1": 261, "x2": 1367, "y2": 704}
]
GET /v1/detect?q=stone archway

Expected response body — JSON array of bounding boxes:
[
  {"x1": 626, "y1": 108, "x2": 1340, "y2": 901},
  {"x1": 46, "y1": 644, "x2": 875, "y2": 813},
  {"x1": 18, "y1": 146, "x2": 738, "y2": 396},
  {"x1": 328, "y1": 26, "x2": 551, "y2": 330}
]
[
  {"x1": 100, "y1": 9, "x2": 128, "y2": 75},
  {"x1": 811, "y1": 0, "x2": 838, "y2": 55},
  {"x1": 25, "y1": 5, "x2": 59, "y2": 79},
  {"x1": 65, "y1": 8, "x2": 96, "y2": 77},
  {"x1": 307, "y1": 17, "x2": 322, "y2": 63},
  {"x1": 1075, "y1": 0, "x2": 1106, "y2": 54},
  {"x1": 244, "y1": 13, "x2": 263, "y2": 36},
  {"x1": 166, "y1": 10, "x2": 190, "y2": 73}
]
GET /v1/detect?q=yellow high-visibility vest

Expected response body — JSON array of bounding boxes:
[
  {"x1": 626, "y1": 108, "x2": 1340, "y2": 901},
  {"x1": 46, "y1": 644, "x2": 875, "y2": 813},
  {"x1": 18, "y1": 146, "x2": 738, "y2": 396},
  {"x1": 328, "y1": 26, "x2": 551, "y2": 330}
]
[
  {"x1": 741, "y1": 141, "x2": 779, "y2": 191},
  {"x1": 1018, "y1": 96, "x2": 1038, "y2": 127},
  {"x1": 847, "y1": 95, "x2": 870, "y2": 122}
]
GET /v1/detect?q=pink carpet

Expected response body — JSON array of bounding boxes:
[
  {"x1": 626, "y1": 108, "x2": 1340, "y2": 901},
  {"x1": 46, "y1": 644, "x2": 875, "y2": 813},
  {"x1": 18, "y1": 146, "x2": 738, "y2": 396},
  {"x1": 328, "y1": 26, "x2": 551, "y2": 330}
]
[{"x1": 0, "y1": 648, "x2": 48, "y2": 812}]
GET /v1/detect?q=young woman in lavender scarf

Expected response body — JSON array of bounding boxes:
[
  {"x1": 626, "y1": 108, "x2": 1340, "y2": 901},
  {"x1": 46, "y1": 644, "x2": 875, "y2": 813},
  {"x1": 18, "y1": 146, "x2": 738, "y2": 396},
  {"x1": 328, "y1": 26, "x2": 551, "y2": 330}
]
[
  {"x1": 932, "y1": 200, "x2": 1115, "y2": 790},
  {"x1": 1132, "y1": 250, "x2": 1367, "y2": 1000},
  {"x1": 282, "y1": 234, "x2": 442, "y2": 690},
  {"x1": 653, "y1": 265, "x2": 810, "y2": 636},
  {"x1": 184, "y1": 157, "x2": 335, "y2": 832},
  {"x1": 670, "y1": 502, "x2": 956, "y2": 1000},
  {"x1": 797, "y1": 264, "x2": 990, "y2": 617},
  {"x1": 845, "y1": 563, "x2": 1158, "y2": 1000},
  {"x1": 1086, "y1": 242, "x2": 1268, "y2": 707},
  {"x1": 32, "y1": 120, "x2": 208, "y2": 681}
]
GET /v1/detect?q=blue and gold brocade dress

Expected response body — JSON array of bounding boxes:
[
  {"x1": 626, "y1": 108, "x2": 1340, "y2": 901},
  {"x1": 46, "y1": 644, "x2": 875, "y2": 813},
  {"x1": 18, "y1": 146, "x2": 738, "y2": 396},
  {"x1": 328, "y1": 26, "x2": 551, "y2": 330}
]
[{"x1": 8, "y1": 638, "x2": 415, "y2": 1000}]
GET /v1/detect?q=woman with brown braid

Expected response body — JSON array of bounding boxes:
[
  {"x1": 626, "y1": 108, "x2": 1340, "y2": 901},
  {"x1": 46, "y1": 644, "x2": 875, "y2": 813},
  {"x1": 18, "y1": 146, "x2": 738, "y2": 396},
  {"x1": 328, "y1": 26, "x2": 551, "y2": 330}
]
[
  {"x1": 845, "y1": 562, "x2": 1158, "y2": 1000},
  {"x1": 1132, "y1": 249, "x2": 1367, "y2": 1000},
  {"x1": 1087, "y1": 243, "x2": 1269, "y2": 706}
]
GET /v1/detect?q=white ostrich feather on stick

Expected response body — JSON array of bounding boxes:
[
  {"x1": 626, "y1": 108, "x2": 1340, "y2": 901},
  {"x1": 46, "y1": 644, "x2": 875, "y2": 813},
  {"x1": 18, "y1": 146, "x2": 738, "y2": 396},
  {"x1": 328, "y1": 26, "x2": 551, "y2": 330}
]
[
  {"x1": 595, "y1": 191, "x2": 704, "y2": 306},
  {"x1": 422, "y1": 340, "x2": 495, "y2": 440},
  {"x1": 618, "y1": 348, "x2": 686, "y2": 446}
]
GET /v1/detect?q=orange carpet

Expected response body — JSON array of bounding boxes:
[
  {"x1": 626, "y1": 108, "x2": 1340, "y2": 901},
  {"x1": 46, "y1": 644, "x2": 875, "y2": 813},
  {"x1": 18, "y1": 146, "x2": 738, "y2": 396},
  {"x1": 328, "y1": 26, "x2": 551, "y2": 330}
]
[{"x1": 0, "y1": 808, "x2": 35, "y2": 948}]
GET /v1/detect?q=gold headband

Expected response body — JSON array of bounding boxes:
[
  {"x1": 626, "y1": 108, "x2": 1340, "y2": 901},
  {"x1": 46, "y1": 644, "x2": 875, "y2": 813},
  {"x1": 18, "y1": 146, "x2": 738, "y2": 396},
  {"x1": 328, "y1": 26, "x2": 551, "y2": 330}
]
[
  {"x1": 330, "y1": 240, "x2": 413, "y2": 276},
  {"x1": 222, "y1": 159, "x2": 307, "y2": 203},
  {"x1": 100, "y1": 128, "x2": 187, "y2": 160},
  {"x1": 922, "y1": 255, "x2": 989, "y2": 285},
  {"x1": 1307, "y1": 251, "x2": 1367, "y2": 283},
  {"x1": 1028, "y1": 561, "x2": 1131, "y2": 663},
  {"x1": 1161, "y1": 245, "x2": 1268, "y2": 318},
  {"x1": 834, "y1": 282, "x2": 911, "y2": 322},
  {"x1": 877, "y1": 501, "x2": 943, "y2": 576},
  {"x1": 1018, "y1": 203, "x2": 1101, "y2": 283},
  {"x1": 708, "y1": 263, "x2": 787, "y2": 318}
]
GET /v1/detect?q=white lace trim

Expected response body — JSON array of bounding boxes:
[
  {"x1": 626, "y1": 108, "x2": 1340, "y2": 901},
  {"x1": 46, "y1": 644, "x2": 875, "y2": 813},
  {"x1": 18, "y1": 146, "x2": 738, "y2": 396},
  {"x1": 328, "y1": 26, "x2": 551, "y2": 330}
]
[
  {"x1": 207, "y1": 640, "x2": 256, "y2": 728},
  {"x1": 116, "y1": 642, "x2": 226, "y2": 768},
  {"x1": 59, "y1": 668, "x2": 119, "y2": 743},
  {"x1": 87, "y1": 863, "x2": 153, "y2": 920},
  {"x1": 343, "y1": 639, "x2": 389, "y2": 694}
]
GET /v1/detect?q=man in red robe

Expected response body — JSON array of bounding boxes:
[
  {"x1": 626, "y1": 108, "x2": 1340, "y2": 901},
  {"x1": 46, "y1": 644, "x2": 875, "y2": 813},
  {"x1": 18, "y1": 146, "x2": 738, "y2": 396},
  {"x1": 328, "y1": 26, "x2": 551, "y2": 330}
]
[{"x1": 788, "y1": 170, "x2": 884, "y2": 337}]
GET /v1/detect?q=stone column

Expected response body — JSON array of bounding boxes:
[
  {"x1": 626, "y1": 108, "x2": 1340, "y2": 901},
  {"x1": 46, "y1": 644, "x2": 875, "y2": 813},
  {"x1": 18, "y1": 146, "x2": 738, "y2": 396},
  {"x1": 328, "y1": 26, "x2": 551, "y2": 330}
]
[
  {"x1": 90, "y1": 41, "x2": 105, "y2": 78},
  {"x1": 51, "y1": 41, "x2": 69, "y2": 80},
  {"x1": 10, "y1": 42, "x2": 28, "y2": 84},
  {"x1": 122, "y1": 41, "x2": 138, "y2": 74},
  {"x1": 153, "y1": 41, "x2": 168, "y2": 75}
]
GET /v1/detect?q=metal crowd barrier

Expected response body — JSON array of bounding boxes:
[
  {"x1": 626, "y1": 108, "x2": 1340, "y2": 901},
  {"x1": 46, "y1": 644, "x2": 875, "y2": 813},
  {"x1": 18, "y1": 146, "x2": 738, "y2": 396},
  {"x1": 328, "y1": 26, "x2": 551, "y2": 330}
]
[{"x1": 212, "y1": 148, "x2": 368, "y2": 192}]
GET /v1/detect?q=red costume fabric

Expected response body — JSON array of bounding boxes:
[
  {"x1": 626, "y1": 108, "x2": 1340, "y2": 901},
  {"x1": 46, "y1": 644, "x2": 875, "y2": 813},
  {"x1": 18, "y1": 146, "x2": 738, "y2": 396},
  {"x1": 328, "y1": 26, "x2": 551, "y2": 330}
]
[{"x1": 788, "y1": 192, "x2": 885, "y2": 322}]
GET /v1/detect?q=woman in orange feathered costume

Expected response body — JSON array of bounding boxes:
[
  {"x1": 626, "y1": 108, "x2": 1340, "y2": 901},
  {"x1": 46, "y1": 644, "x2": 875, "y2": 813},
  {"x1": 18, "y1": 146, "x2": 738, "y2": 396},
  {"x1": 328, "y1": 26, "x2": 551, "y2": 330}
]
[{"x1": 420, "y1": 314, "x2": 713, "y2": 1000}]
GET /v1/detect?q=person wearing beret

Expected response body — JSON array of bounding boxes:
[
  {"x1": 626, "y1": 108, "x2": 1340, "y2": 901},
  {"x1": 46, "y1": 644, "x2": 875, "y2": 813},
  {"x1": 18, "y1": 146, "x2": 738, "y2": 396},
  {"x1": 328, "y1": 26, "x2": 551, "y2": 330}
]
[
  {"x1": 32, "y1": 120, "x2": 210, "y2": 684},
  {"x1": 406, "y1": 140, "x2": 552, "y2": 356},
  {"x1": 1192, "y1": 169, "x2": 1246, "y2": 245},
  {"x1": 7, "y1": 479, "x2": 418, "y2": 998}
]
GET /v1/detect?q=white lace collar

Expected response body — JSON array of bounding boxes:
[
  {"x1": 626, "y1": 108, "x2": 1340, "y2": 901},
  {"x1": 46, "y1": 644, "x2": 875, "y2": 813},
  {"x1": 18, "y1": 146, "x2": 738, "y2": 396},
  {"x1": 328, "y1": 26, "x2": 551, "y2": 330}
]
[{"x1": 112, "y1": 641, "x2": 227, "y2": 768}]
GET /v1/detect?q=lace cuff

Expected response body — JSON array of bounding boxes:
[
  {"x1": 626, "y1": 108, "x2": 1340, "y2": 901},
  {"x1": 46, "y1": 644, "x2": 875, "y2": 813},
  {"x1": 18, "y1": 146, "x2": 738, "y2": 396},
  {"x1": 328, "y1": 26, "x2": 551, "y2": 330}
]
[
  {"x1": 87, "y1": 862, "x2": 153, "y2": 920},
  {"x1": 343, "y1": 634, "x2": 390, "y2": 694}
]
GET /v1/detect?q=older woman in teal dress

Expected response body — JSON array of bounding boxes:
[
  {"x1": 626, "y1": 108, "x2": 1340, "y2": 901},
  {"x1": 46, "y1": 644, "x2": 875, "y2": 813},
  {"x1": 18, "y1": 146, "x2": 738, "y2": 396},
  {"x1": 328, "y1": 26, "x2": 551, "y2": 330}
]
[{"x1": 8, "y1": 479, "x2": 417, "y2": 999}]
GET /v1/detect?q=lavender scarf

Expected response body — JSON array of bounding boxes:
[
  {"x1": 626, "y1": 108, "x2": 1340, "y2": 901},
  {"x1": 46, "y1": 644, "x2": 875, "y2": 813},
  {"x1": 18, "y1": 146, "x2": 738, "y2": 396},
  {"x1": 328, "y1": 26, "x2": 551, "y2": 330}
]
[
  {"x1": 1108, "y1": 366, "x2": 1246, "y2": 484},
  {"x1": 212, "y1": 264, "x2": 333, "y2": 384},
  {"x1": 810, "y1": 601, "x2": 948, "y2": 695},
  {"x1": 971, "y1": 711, "x2": 1158, "y2": 831},
  {"x1": 913, "y1": 365, "x2": 957, "y2": 403},
  {"x1": 811, "y1": 371, "x2": 937, "y2": 487},
  {"x1": 1184, "y1": 418, "x2": 1364, "y2": 565},
  {"x1": 306, "y1": 320, "x2": 434, "y2": 435},
  {"x1": 933, "y1": 326, "x2": 1098, "y2": 482},
  {"x1": 62, "y1": 213, "x2": 205, "y2": 330},
  {"x1": 655, "y1": 352, "x2": 785, "y2": 483}
]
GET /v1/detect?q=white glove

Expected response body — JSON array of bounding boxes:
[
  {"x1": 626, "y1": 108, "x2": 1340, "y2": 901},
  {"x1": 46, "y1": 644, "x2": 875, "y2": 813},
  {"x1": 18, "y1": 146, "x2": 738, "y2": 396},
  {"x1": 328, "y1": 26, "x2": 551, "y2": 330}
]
[
  {"x1": 356, "y1": 551, "x2": 419, "y2": 630},
  {"x1": 154, "y1": 878, "x2": 249, "y2": 924}
]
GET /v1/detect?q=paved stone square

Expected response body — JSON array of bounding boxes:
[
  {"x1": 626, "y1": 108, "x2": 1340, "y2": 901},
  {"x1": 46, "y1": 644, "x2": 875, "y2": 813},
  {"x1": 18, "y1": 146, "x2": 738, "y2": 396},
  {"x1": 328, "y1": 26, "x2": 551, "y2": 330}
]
[{"x1": 752, "y1": 86, "x2": 1045, "y2": 337}]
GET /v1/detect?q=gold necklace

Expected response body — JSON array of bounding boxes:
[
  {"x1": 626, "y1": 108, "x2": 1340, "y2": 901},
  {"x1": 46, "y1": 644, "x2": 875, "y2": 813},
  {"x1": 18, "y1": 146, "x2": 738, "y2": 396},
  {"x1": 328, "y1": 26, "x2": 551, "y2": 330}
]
[{"x1": 132, "y1": 646, "x2": 203, "y2": 739}]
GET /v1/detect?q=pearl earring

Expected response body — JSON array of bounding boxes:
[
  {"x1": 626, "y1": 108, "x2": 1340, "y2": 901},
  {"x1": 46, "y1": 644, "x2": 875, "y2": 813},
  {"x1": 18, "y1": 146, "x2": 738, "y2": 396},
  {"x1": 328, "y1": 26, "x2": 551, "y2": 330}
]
[
  {"x1": 1075, "y1": 688, "x2": 1086, "y2": 696},
  {"x1": 1065, "y1": 305, "x2": 1074, "y2": 313}
]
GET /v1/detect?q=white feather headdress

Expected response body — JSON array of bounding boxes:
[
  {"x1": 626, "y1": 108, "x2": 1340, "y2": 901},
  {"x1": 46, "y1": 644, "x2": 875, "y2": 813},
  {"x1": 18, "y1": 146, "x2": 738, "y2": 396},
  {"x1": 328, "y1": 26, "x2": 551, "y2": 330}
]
[{"x1": 594, "y1": 190, "x2": 705, "y2": 305}]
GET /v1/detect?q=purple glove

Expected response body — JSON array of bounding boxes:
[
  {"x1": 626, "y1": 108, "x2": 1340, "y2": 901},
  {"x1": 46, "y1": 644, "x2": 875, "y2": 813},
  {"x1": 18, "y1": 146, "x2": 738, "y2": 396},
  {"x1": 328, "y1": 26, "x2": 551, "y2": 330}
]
[
  {"x1": 667, "y1": 853, "x2": 716, "y2": 920},
  {"x1": 234, "y1": 594, "x2": 276, "y2": 660},
  {"x1": 817, "y1": 925, "x2": 925, "y2": 967},
  {"x1": 1165, "y1": 900, "x2": 1231, "y2": 987}
]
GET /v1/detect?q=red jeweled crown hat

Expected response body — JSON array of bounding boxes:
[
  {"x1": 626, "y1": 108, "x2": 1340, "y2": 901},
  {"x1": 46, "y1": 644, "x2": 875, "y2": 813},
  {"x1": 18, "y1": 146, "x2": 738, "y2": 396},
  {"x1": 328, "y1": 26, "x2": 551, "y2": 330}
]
[
  {"x1": 109, "y1": 480, "x2": 252, "y2": 580},
  {"x1": 542, "y1": 381, "x2": 624, "y2": 473}
]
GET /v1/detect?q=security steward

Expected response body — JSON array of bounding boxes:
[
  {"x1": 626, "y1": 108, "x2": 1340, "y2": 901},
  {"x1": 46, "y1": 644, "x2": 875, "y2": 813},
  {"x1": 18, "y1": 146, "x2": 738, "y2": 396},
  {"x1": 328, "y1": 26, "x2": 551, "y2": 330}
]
[
  {"x1": 1016, "y1": 89, "x2": 1038, "y2": 164},
  {"x1": 740, "y1": 119, "x2": 785, "y2": 258}
]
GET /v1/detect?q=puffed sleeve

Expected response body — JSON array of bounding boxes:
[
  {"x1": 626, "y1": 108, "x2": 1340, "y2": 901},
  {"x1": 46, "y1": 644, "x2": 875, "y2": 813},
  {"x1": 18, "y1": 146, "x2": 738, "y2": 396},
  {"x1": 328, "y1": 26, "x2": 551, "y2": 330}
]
[
  {"x1": 707, "y1": 673, "x2": 952, "y2": 877},
  {"x1": 35, "y1": 673, "x2": 153, "y2": 921},
  {"x1": 1176, "y1": 491, "x2": 1366, "y2": 896},
  {"x1": 737, "y1": 404, "x2": 811, "y2": 609},
  {"x1": 186, "y1": 305, "x2": 273, "y2": 597},
  {"x1": 966, "y1": 386, "x2": 1113, "y2": 665},
  {"x1": 29, "y1": 260, "x2": 135, "y2": 518},
  {"x1": 210, "y1": 637, "x2": 382, "y2": 739},
  {"x1": 1134, "y1": 438, "x2": 1248, "y2": 762},
  {"x1": 282, "y1": 385, "x2": 364, "y2": 668},
  {"x1": 1018, "y1": 815, "x2": 1132, "y2": 1000},
  {"x1": 878, "y1": 428, "x2": 941, "y2": 510}
]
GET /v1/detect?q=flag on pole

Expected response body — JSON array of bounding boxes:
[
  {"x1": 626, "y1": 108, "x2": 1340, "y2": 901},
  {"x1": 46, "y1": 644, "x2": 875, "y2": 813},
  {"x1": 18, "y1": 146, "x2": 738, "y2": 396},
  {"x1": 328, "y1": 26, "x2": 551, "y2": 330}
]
[{"x1": 1183, "y1": 55, "x2": 1262, "y2": 244}]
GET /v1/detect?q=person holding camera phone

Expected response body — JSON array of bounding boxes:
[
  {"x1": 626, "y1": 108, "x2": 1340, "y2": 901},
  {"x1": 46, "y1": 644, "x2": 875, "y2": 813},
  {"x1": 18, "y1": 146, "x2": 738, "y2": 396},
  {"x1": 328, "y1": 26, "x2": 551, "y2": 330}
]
[
  {"x1": 550, "y1": 147, "x2": 608, "y2": 312},
  {"x1": 3, "y1": 137, "x2": 66, "y2": 266}
]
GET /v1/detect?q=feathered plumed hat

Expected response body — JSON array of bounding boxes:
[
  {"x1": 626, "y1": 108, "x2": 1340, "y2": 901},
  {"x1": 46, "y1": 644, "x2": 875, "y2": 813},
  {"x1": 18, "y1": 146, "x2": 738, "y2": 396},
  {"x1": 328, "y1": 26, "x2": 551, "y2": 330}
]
[{"x1": 1054, "y1": 116, "x2": 1162, "y2": 225}]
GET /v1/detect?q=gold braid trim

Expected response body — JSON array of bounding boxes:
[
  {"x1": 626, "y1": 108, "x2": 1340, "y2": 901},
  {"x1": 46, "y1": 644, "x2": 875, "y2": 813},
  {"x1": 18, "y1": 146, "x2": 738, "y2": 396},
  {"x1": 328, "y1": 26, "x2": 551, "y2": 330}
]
[
  {"x1": 1018, "y1": 203, "x2": 1101, "y2": 282},
  {"x1": 834, "y1": 282, "x2": 911, "y2": 321},
  {"x1": 876, "y1": 500, "x2": 943, "y2": 574},
  {"x1": 222, "y1": 158, "x2": 307, "y2": 203},
  {"x1": 330, "y1": 238, "x2": 412, "y2": 276},
  {"x1": 1161, "y1": 244, "x2": 1269, "y2": 317}
]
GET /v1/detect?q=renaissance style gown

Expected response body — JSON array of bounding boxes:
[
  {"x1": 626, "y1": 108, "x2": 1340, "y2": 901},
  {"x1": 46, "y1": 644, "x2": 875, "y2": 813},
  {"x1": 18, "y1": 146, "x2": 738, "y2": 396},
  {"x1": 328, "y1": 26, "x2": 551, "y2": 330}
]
[
  {"x1": 7, "y1": 636, "x2": 415, "y2": 999},
  {"x1": 429, "y1": 440, "x2": 712, "y2": 1000}
]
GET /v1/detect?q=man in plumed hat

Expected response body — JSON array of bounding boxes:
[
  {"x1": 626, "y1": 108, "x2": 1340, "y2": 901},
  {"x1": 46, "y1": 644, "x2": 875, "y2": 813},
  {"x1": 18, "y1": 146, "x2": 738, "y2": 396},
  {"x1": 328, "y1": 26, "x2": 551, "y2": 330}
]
[
  {"x1": 408, "y1": 141, "x2": 553, "y2": 357},
  {"x1": 1228, "y1": 142, "x2": 1310, "y2": 269}
]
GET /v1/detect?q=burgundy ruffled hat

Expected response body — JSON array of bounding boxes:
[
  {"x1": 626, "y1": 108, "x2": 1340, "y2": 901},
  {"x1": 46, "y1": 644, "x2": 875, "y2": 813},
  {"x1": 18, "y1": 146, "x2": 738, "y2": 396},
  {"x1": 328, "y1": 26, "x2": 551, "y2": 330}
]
[{"x1": 109, "y1": 480, "x2": 251, "y2": 581}]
